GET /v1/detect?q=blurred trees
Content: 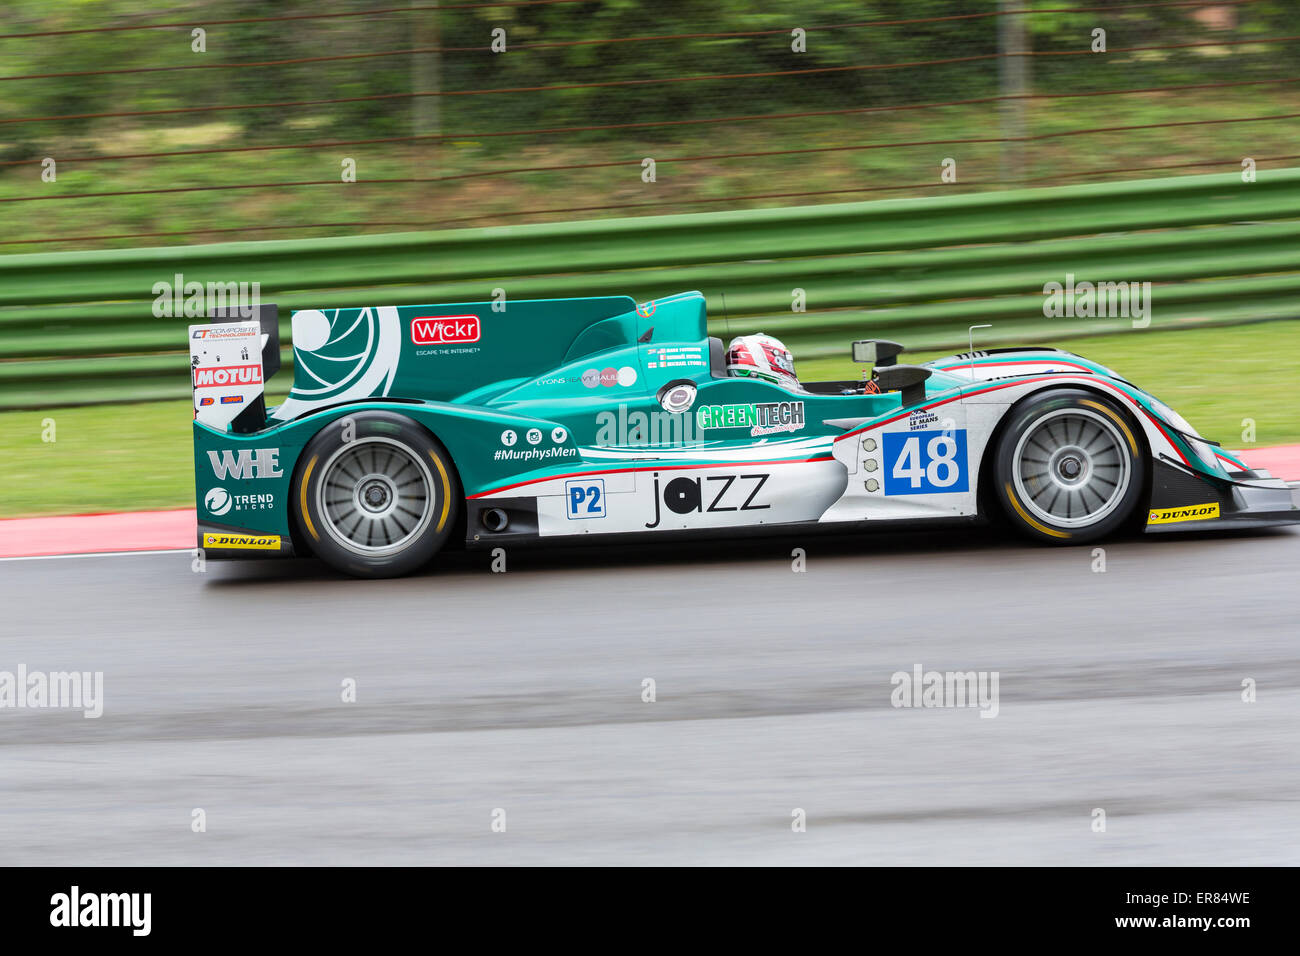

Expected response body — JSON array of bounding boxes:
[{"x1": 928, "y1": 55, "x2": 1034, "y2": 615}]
[{"x1": 2, "y1": 0, "x2": 1298, "y2": 155}]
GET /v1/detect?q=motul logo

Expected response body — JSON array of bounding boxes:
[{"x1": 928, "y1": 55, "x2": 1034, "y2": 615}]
[
  {"x1": 411, "y1": 315, "x2": 480, "y2": 345},
  {"x1": 194, "y1": 364, "x2": 263, "y2": 387}
]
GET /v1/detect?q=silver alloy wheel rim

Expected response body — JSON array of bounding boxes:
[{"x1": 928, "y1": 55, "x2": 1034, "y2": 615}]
[
  {"x1": 1012, "y1": 408, "x2": 1131, "y2": 528},
  {"x1": 317, "y1": 437, "x2": 435, "y2": 556}
]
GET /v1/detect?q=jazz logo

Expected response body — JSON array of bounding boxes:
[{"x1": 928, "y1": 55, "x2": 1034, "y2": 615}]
[
  {"x1": 566, "y1": 478, "x2": 606, "y2": 519},
  {"x1": 882, "y1": 430, "x2": 969, "y2": 495}
]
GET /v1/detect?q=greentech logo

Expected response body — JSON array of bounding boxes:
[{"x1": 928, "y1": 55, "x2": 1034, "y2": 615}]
[{"x1": 696, "y1": 401, "x2": 805, "y2": 437}]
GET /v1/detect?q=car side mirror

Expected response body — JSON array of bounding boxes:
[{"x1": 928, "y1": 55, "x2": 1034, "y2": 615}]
[
  {"x1": 875, "y1": 363, "x2": 932, "y2": 406},
  {"x1": 852, "y1": 339, "x2": 904, "y2": 367}
]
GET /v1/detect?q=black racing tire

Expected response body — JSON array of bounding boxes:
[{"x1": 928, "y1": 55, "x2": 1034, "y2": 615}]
[
  {"x1": 293, "y1": 411, "x2": 461, "y2": 578},
  {"x1": 992, "y1": 389, "x2": 1146, "y2": 544}
]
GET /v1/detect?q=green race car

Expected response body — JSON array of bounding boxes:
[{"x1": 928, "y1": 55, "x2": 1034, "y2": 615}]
[{"x1": 189, "y1": 291, "x2": 1300, "y2": 577}]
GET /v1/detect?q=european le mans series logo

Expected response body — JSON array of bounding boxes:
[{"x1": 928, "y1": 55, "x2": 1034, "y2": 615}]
[{"x1": 1147, "y1": 503, "x2": 1220, "y2": 525}]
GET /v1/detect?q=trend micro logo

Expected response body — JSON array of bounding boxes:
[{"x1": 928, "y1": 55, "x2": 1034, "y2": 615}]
[
  {"x1": 272, "y1": 306, "x2": 401, "y2": 421},
  {"x1": 204, "y1": 487, "x2": 232, "y2": 516}
]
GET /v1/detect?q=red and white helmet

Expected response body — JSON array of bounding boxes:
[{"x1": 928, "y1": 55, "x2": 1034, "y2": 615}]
[{"x1": 726, "y1": 333, "x2": 799, "y2": 391}]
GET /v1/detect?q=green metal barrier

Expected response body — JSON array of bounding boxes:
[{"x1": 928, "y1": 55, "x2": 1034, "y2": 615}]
[{"x1": 1, "y1": 168, "x2": 1297, "y2": 409}]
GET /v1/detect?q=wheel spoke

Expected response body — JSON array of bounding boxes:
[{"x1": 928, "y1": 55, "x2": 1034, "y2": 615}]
[
  {"x1": 316, "y1": 439, "x2": 439, "y2": 555},
  {"x1": 1079, "y1": 483, "x2": 1103, "y2": 511}
]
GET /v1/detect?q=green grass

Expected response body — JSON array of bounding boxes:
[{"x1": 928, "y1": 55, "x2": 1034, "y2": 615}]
[
  {"x1": 1, "y1": 321, "x2": 1296, "y2": 518},
  {"x1": 4, "y1": 86, "x2": 1299, "y2": 251}
]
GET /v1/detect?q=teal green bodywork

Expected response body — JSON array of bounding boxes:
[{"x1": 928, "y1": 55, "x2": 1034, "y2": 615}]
[{"x1": 192, "y1": 289, "x2": 1233, "y2": 544}]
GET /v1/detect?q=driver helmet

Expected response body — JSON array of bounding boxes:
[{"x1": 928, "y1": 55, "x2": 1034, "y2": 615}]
[{"x1": 726, "y1": 333, "x2": 799, "y2": 391}]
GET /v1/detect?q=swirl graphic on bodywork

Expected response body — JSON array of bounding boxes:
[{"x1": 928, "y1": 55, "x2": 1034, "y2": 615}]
[{"x1": 272, "y1": 306, "x2": 400, "y2": 420}]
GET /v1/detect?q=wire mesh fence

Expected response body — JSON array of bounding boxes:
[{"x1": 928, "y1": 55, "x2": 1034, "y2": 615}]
[{"x1": 1, "y1": 0, "x2": 1298, "y2": 250}]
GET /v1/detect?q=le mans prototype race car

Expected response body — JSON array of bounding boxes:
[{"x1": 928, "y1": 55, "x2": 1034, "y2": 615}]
[{"x1": 189, "y1": 291, "x2": 1300, "y2": 577}]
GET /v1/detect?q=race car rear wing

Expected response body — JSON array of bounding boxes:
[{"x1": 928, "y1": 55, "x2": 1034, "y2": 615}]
[{"x1": 189, "y1": 303, "x2": 280, "y2": 434}]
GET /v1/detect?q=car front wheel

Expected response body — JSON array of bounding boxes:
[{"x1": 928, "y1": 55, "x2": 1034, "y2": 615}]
[{"x1": 993, "y1": 389, "x2": 1146, "y2": 544}]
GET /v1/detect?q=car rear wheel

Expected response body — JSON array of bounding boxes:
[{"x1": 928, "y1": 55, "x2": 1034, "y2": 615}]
[
  {"x1": 294, "y1": 411, "x2": 460, "y2": 577},
  {"x1": 993, "y1": 389, "x2": 1145, "y2": 543}
]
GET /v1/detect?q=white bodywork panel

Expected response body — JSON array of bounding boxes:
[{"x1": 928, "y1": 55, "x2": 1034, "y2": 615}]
[
  {"x1": 188, "y1": 321, "x2": 264, "y2": 430},
  {"x1": 477, "y1": 373, "x2": 1196, "y2": 538}
]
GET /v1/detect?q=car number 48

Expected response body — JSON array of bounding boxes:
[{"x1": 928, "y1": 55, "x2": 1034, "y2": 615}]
[{"x1": 882, "y1": 429, "x2": 970, "y2": 495}]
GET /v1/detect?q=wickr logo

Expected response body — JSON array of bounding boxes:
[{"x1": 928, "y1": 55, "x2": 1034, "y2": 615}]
[
  {"x1": 50, "y1": 886, "x2": 151, "y2": 936},
  {"x1": 890, "y1": 663, "x2": 1000, "y2": 718},
  {"x1": 153, "y1": 272, "x2": 261, "y2": 319},
  {"x1": 0, "y1": 665, "x2": 103, "y2": 718},
  {"x1": 411, "y1": 314, "x2": 481, "y2": 344}
]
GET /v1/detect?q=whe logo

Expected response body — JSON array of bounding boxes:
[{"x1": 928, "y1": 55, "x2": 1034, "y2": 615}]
[{"x1": 207, "y1": 448, "x2": 283, "y2": 480}]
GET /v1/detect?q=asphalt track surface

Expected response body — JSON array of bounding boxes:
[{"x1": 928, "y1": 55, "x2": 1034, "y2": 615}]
[{"x1": 2, "y1": 523, "x2": 1299, "y2": 866}]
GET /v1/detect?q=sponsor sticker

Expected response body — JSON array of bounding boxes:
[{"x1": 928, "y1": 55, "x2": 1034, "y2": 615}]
[
  {"x1": 882, "y1": 429, "x2": 969, "y2": 495},
  {"x1": 192, "y1": 324, "x2": 258, "y2": 340},
  {"x1": 411, "y1": 314, "x2": 481, "y2": 345},
  {"x1": 645, "y1": 471, "x2": 770, "y2": 528},
  {"x1": 908, "y1": 408, "x2": 940, "y2": 430},
  {"x1": 193, "y1": 364, "x2": 263, "y2": 388},
  {"x1": 695, "y1": 401, "x2": 805, "y2": 437},
  {"x1": 204, "y1": 487, "x2": 275, "y2": 514},
  {"x1": 202, "y1": 533, "x2": 281, "y2": 550},
  {"x1": 1147, "y1": 503, "x2": 1220, "y2": 524},
  {"x1": 565, "y1": 478, "x2": 606, "y2": 519},
  {"x1": 207, "y1": 448, "x2": 283, "y2": 480},
  {"x1": 204, "y1": 487, "x2": 233, "y2": 516}
]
